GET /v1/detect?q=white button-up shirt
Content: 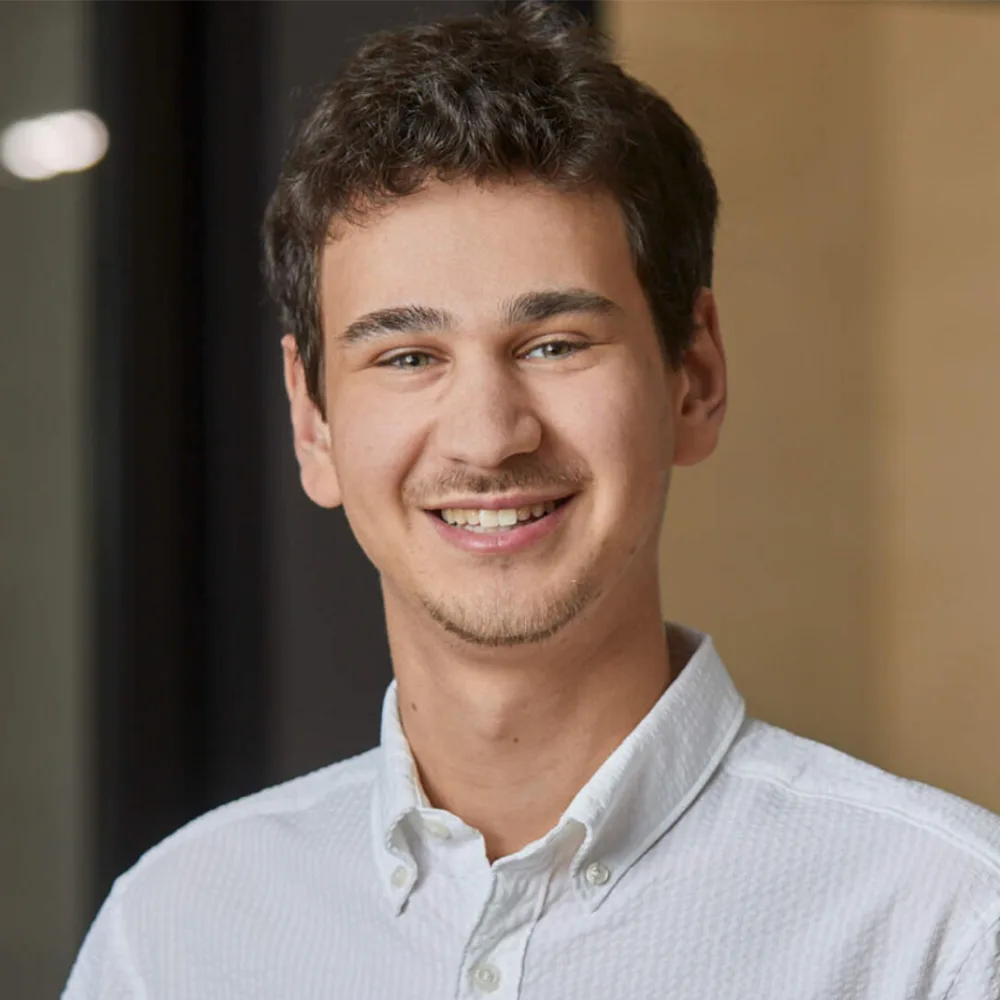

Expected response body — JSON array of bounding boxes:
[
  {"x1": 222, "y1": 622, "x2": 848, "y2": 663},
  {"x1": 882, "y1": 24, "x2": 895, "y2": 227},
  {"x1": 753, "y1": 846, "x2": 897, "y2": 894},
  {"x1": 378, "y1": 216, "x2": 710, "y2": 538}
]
[{"x1": 64, "y1": 627, "x2": 1000, "y2": 999}]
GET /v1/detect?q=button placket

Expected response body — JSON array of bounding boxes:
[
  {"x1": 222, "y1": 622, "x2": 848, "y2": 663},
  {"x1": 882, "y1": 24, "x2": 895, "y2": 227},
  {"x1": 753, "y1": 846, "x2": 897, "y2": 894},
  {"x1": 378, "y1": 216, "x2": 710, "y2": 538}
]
[{"x1": 457, "y1": 864, "x2": 554, "y2": 1000}]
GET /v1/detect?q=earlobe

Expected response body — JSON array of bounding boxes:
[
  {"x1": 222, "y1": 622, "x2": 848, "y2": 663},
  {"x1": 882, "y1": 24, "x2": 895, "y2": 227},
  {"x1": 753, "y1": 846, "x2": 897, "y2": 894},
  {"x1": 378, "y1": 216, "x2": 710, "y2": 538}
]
[
  {"x1": 281, "y1": 334, "x2": 342, "y2": 509},
  {"x1": 672, "y1": 289, "x2": 728, "y2": 467}
]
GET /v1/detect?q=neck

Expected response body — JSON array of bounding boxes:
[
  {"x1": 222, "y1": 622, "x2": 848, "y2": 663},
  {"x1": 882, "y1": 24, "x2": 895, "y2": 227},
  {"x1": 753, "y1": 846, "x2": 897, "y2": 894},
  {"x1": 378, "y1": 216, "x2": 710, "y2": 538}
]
[{"x1": 384, "y1": 582, "x2": 675, "y2": 862}]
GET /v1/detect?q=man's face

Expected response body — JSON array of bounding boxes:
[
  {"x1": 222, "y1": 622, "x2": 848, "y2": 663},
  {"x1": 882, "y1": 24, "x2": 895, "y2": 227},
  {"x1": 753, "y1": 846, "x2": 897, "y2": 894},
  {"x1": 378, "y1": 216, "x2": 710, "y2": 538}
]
[{"x1": 291, "y1": 179, "x2": 717, "y2": 647}]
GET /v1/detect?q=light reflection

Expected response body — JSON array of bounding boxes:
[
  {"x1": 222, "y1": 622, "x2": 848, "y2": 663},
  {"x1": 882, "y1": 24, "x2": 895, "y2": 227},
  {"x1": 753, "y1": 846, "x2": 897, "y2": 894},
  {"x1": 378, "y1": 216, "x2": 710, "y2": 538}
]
[{"x1": 1, "y1": 110, "x2": 109, "y2": 181}]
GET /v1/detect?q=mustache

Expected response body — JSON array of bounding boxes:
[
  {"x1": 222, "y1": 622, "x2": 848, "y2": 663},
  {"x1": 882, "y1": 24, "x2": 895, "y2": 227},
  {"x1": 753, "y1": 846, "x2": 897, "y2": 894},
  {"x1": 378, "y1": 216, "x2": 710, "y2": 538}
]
[{"x1": 405, "y1": 460, "x2": 590, "y2": 505}]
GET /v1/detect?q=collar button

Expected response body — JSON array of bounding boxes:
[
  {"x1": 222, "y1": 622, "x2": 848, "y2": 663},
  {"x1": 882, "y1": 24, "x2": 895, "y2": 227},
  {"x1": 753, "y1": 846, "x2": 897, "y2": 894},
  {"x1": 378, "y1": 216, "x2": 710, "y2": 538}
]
[
  {"x1": 584, "y1": 861, "x2": 611, "y2": 886},
  {"x1": 390, "y1": 865, "x2": 412, "y2": 889},
  {"x1": 422, "y1": 817, "x2": 452, "y2": 840},
  {"x1": 471, "y1": 963, "x2": 501, "y2": 993}
]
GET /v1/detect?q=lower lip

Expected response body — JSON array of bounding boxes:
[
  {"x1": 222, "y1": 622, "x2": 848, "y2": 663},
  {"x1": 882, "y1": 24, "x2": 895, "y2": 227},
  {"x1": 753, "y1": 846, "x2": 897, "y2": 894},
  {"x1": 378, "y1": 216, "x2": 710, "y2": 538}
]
[{"x1": 426, "y1": 499, "x2": 574, "y2": 554}]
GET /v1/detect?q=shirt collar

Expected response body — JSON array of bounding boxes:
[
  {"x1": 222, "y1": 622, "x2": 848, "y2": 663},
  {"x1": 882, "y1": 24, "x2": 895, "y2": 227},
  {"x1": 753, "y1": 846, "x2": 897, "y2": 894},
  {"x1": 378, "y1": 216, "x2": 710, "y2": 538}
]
[{"x1": 371, "y1": 624, "x2": 746, "y2": 914}]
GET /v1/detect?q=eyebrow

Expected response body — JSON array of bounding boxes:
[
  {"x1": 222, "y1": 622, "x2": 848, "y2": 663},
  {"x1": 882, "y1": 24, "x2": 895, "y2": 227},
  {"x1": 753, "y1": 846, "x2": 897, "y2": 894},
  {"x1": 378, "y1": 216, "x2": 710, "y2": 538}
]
[{"x1": 336, "y1": 288, "x2": 621, "y2": 347}]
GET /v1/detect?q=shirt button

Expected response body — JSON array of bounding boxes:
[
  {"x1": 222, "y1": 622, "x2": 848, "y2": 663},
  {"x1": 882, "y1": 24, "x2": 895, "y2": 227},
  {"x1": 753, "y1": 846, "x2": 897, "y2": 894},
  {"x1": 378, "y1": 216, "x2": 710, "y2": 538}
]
[
  {"x1": 423, "y1": 818, "x2": 452, "y2": 839},
  {"x1": 584, "y1": 861, "x2": 611, "y2": 886},
  {"x1": 471, "y1": 963, "x2": 501, "y2": 993},
  {"x1": 390, "y1": 865, "x2": 412, "y2": 888}
]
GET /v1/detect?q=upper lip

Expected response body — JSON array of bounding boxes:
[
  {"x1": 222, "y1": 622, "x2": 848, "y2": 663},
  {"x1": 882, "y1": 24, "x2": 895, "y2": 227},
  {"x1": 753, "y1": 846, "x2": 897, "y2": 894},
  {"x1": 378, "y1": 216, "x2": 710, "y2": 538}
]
[{"x1": 425, "y1": 492, "x2": 575, "y2": 511}]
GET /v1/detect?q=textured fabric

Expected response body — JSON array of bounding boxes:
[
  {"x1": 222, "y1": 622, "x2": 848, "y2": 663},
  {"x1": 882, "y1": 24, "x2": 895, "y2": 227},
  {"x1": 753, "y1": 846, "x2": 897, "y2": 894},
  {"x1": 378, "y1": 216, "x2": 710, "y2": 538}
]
[{"x1": 64, "y1": 626, "x2": 1000, "y2": 999}]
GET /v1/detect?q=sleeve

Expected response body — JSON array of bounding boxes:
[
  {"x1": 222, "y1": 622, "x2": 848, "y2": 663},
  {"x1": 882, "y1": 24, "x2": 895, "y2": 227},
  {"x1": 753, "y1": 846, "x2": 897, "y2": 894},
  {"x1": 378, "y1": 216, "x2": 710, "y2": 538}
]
[
  {"x1": 944, "y1": 916, "x2": 1000, "y2": 1000},
  {"x1": 61, "y1": 885, "x2": 148, "y2": 1000}
]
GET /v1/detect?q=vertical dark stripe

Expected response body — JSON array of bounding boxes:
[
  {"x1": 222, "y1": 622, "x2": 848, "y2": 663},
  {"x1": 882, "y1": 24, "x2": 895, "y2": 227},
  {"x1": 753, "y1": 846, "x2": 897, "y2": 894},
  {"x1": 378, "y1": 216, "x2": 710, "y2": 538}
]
[
  {"x1": 199, "y1": 0, "x2": 269, "y2": 808},
  {"x1": 91, "y1": 0, "x2": 209, "y2": 906},
  {"x1": 90, "y1": 0, "x2": 272, "y2": 912}
]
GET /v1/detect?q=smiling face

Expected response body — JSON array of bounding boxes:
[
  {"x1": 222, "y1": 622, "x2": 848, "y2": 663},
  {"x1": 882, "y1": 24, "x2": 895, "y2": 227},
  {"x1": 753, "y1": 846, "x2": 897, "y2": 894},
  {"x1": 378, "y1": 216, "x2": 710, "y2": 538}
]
[{"x1": 284, "y1": 178, "x2": 725, "y2": 649}]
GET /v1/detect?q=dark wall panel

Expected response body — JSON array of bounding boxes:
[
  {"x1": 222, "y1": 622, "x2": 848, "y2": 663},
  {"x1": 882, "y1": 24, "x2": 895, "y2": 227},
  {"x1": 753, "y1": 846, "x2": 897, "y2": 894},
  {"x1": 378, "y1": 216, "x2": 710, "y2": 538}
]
[{"x1": 92, "y1": 0, "x2": 209, "y2": 905}]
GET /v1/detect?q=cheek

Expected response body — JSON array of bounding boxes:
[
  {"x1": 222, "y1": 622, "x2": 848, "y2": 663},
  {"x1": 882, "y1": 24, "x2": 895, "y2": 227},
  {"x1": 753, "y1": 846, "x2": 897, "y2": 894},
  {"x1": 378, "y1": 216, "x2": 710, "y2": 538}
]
[
  {"x1": 331, "y1": 389, "x2": 421, "y2": 514},
  {"x1": 552, "y1": 362, "x2": 672, "y2": 484},
  {"x1": 561, "y1": 365, "x2": 673, "y2": 556}
]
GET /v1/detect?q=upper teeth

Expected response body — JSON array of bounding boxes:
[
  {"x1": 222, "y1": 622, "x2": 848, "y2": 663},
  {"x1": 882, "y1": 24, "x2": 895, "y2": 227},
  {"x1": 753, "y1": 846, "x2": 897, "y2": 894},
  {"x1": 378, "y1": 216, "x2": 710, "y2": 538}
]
[{"x1": 441, "y1": 502, "x2": 556, "y2": 527}]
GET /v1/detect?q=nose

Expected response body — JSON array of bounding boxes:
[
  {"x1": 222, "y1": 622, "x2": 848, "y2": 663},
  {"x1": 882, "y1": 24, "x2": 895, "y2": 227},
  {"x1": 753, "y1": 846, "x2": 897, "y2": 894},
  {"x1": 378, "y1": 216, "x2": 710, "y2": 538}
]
[{"x1": 433, "y1": 356, "x2": 542, "y2": 470}]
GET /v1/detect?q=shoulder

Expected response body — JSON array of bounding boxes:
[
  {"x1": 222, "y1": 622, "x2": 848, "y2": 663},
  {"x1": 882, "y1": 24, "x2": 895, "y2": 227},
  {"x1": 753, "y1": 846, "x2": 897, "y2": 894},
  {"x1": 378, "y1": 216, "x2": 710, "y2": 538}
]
[
  {"x1": 63, "y1": 749, "x2": 383, "y2": 997},
  {"x1": 716, "y1": 719, "x2": 1000, "y2": 994},
  {"x1": 726, "y1": 719, "x2": 1000, "y2": 863},
  {"x1": 114, "y1": 746, "x2": 382, "y2": 907},
  {"x1": 723, "y1": 718, "x2": 1000, "y2": 910}
]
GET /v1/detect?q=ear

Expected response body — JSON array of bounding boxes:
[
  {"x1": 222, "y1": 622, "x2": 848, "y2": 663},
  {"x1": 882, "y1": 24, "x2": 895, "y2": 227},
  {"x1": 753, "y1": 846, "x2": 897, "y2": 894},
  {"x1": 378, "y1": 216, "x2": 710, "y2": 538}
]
[
  {"x1": 672, "y1": 288, "x2": 728, "y2": 467},
  {"x1": 281, "y1": 334, "x2": 342, "y2": 508}
]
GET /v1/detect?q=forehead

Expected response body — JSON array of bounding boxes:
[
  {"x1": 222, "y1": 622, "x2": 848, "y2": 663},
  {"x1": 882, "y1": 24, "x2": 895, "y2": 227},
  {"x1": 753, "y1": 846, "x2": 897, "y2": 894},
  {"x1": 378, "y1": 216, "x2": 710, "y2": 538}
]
[{"x1": 319, "y1": 179, "x2": 643, "y2": 332}]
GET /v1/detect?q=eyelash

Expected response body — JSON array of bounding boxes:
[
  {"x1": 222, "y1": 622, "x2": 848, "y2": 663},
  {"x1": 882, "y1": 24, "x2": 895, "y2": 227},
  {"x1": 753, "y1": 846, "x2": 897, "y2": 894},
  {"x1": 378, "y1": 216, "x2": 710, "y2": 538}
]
[{"x1": 377, "y1": 340, "x2": 588, "y2": 371}]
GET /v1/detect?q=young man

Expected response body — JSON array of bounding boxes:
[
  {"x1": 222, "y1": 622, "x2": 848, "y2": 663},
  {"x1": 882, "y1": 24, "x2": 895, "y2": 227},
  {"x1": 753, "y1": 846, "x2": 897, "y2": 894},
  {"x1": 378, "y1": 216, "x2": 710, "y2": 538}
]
[{"x1": 65, "y1": 4, "x2": 1000, "y2": 998}]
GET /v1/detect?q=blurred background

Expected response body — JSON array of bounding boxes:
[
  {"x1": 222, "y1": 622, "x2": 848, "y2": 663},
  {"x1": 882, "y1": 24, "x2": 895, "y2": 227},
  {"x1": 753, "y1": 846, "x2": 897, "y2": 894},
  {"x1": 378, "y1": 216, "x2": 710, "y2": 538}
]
[{"x1": 1, "y1": 1, "x2": 997, "y2": 995}]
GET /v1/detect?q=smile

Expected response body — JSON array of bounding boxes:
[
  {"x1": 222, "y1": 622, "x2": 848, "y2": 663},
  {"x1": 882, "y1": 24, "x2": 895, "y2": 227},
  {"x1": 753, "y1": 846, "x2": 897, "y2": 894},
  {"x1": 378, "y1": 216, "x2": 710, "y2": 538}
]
[
  {"x1": 437, "y1": 499, "x2": 566, "y2": 532},
  {"x1": 425, "y1": 495, "x2": 576, "y2": 553}
]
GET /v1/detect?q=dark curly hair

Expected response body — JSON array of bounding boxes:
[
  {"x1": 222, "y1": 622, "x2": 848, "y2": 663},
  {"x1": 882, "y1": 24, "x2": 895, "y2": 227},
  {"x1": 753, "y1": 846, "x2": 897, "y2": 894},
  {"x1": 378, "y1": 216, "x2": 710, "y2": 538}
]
[{"x1": 262, "y1": 1, "x2": 718, "y2": 411}]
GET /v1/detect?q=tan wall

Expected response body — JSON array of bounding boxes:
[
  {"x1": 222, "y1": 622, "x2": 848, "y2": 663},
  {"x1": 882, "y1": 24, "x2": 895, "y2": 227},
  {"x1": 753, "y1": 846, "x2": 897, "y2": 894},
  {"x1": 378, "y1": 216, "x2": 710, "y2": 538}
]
[{"x1": 609, "y1": 1, "x2": 1000, "y2": 812}]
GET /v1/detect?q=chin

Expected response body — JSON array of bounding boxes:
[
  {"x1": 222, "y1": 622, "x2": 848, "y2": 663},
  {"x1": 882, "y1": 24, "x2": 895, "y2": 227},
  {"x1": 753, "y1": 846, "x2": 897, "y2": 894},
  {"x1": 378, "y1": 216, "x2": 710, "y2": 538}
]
[{"x1": 420, "y1": 578, "x2": 598, "y2": 649}]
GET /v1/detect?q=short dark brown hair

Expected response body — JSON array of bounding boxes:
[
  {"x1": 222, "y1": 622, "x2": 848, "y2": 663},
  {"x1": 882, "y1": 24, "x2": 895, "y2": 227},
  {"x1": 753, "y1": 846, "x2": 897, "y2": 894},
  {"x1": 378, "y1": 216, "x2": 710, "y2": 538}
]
[{"x1": 262, "y1": 1, "x2": 718, "y2": 410}]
